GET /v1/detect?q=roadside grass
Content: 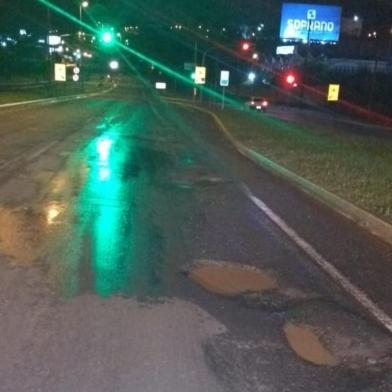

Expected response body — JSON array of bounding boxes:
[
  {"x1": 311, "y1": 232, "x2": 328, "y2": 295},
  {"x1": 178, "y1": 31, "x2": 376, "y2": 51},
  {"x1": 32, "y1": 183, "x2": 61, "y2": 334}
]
[
  {"x1": 0, "y1": 83, "x2": 106, "y2": 105},
  {"x1": 0, "y1": 90, "x2": 46, "y2": 104},
  {"x1": 211, "y1": 107, "x2": 392, "y2": 224}
]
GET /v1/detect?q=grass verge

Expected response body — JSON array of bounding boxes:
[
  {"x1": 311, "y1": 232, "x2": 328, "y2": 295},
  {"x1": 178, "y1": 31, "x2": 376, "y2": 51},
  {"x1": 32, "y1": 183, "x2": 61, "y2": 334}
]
[
  {"x1": 210, "y1": 106, "x2": 392, "y2": 224},
  {"x1": 0, "y1": 83, "x2": 107, "y2": 105}
]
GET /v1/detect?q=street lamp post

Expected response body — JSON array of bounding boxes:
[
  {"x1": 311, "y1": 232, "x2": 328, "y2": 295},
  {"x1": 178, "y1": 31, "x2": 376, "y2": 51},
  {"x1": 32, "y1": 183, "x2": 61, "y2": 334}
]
[
  {"x1": 389, "y1": 27, "x2": 392, "y2": 58},
  {"x1": 79, "y1": 1, "x2": 89, "y2": 23},
  {"x1": 78, "y1": 1, "x2": 89, "y2": 91}
]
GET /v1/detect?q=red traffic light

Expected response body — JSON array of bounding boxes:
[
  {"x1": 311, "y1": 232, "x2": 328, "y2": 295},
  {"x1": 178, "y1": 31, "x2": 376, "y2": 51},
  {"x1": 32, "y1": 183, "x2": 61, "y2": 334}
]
[
  {"x1": 241, "y1": 42, "x2": 251, "y2": 51},
  {"x1": 283, "y1": 71, "x2": 299, "y2": 88},
  {"x1": 286, "y1": 74, "x2": 296, "y2": 85}
]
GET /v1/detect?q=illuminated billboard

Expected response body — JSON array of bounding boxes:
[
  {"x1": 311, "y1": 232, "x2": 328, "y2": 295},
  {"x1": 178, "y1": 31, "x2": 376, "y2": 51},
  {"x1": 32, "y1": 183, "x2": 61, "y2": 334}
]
[{"x1": 280, "y1": 3, "x2": 342, "y2": 43}]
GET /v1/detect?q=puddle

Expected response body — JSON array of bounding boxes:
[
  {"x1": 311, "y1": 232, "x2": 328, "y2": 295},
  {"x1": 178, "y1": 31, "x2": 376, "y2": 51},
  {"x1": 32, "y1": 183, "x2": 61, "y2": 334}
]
[
  {"x1": 284, "y1": 323, "x2": 339, "y2": 366},
  {"x1": 189, "y1": 261, "x2": 277, "y2": 296},
  {"x1": 287, "y1": 302, "x2": 392, "y2": 371}
]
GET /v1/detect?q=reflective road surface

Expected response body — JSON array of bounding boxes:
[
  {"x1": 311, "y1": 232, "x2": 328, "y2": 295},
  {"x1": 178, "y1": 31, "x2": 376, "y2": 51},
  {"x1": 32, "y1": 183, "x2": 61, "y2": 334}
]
[{"x1": 0, "y1": 83, "x2": 392, "y2": 392}]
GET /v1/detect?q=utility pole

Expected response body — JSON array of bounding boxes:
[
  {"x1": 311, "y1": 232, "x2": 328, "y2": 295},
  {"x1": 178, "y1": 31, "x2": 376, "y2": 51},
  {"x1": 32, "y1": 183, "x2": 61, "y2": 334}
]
[
  {"x1": 47, "y1": 8, "x2": 53, "y2": 83},
  {"x1": 193, "y1": 40, "x2": 198, "y2": 99},
  {"x1": 367, "y1": 39, "x2": 381, "y2": 110}
]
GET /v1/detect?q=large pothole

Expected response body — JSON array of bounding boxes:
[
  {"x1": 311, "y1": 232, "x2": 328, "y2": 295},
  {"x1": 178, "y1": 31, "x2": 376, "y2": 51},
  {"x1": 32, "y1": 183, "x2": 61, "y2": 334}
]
[
  {"x1": 284, "y1": 323, "x2": 338, "y2": 366},
  {"x1": 284, "y1": 303, "x2": 392, "y2": 371},
  {"x1": 188, "y1": 260, "x2": 277, "y2": 296}
]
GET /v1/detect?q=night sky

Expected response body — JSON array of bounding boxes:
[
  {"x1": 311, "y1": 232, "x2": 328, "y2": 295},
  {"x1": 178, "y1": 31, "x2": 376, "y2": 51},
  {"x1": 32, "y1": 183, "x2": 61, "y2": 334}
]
[{"x1": 0, "y1": 0, "x2": 391, "y2": 34}]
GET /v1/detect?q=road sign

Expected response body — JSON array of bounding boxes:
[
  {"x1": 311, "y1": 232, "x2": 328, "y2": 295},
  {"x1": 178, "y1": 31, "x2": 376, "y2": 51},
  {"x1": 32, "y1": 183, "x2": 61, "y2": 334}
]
[
  {"x1": 194, "y1": 66, "x2": 206, "y2": 85},
  {"x1": 73, "y1": 74, "x2": 80, "y2": 82},
  {"x1": 220, "y1": 70, "x2": 230, "y2": 87},
  {"x1": 327, "y1": 84, "x2": 340, "y2": 101},
  {"x1": 54, "y1": 63, "x2": 66, "y2": 82},
  {"x1": 73, "y1": 67, "x2": 80, "y2": 74}
]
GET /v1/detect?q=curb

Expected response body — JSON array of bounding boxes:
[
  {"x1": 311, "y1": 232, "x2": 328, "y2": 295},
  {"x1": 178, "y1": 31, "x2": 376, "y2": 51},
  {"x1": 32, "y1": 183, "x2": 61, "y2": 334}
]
[
  {"x1": 165, "y1": 98, "x2": 392, "y2": 247},
  {"x1": 0, "y1": 87, "x2": 114, "y2": 110}
]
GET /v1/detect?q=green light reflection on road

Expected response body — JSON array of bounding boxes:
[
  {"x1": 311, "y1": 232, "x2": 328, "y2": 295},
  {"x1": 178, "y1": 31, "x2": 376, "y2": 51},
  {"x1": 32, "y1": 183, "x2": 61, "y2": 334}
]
[
  {"x1": 91, "y1": 135, "x2": 124, "y2": 296},
  {"x1": 73, "y1": 107, "x2": 164, "y2": 298},
  {"x1": 79, "y1": 126, "x2": 145, "y2": 298},
  {"x1": 41, "y1": 102, "x2": 173, "y2": 299}
]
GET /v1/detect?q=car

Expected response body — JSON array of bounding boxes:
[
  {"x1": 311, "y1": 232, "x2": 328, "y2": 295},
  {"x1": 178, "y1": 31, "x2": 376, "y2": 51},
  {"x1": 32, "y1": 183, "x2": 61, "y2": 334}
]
[{"x1": 246, "y1": 97, "x2": 269, "y2": 112}]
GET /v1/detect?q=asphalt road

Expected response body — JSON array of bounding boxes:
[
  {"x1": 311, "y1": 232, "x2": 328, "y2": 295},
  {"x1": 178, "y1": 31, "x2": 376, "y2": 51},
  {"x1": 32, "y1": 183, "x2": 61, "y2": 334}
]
[{"x1": 0, "y1": 84, "x2": 391, "y2": 392}]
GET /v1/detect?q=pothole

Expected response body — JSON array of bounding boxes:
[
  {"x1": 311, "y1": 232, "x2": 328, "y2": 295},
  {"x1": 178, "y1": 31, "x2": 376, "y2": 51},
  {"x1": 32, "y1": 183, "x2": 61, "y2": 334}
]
[
  {"x1": 188, "y1": 260, "x2": 277, "y2": 296},
  {"x1": 285, "y1": 303, "x2": 392, "y2": 371},
  {"x1": 284, "y1": 323, "x2": 339, "y2": 366}
]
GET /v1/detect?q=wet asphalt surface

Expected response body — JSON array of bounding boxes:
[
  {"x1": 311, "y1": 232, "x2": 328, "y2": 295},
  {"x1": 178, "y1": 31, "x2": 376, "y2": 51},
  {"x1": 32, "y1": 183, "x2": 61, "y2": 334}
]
[{"x1": 0, "y1": 84, "x2": 391, "y2": 391}]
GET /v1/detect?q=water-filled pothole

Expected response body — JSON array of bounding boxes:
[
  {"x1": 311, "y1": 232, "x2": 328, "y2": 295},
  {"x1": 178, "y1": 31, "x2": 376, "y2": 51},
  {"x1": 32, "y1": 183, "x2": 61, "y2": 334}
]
[
  {"x1": 285, "y1": 303, "x2": 392, "y2": 371},
  {"x1": 189, "y1": 261, "x2": 277, "y2": 296},
  {"x1": 284, "y1": 323, "x2": 338, "y2": 366}
]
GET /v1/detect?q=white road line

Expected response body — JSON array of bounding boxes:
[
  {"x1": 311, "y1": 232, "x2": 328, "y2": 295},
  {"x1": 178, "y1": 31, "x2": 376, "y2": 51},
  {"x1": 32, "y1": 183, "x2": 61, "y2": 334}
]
[{"x1": 241, "y1": 183, "x2": 392, "y2": 334}]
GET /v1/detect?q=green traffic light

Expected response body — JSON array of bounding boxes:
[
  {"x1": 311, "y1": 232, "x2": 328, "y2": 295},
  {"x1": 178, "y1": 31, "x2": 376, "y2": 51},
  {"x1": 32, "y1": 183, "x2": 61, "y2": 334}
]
[
  {"x1": 102, "y1": 32, "x2": 113, "y2": 43},
  {"x1": 99, "y1": 29, "x2": 115, "y2": 46}
]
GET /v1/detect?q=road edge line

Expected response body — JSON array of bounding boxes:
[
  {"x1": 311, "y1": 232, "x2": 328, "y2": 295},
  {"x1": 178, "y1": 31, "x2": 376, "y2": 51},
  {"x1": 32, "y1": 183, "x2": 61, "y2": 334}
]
[
  {"x1": 242, "y1": 185, "x2": 392, "y2": 334},
  {"x1": 166, "y1": 99, "x2": 392, "y2": 247}
]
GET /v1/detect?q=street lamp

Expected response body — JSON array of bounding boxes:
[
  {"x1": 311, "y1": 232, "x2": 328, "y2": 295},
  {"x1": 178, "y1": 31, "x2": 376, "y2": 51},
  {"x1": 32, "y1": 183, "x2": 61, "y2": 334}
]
[
  {"x1": 79, "y1": 1, "x2": 89, "y2": 23},
  {"x1": 248, "y1": 72, "x2": 256, "y2": 83},
  {"x1": 109, "y1": 60, "x2": 119, "y2": 70}
]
